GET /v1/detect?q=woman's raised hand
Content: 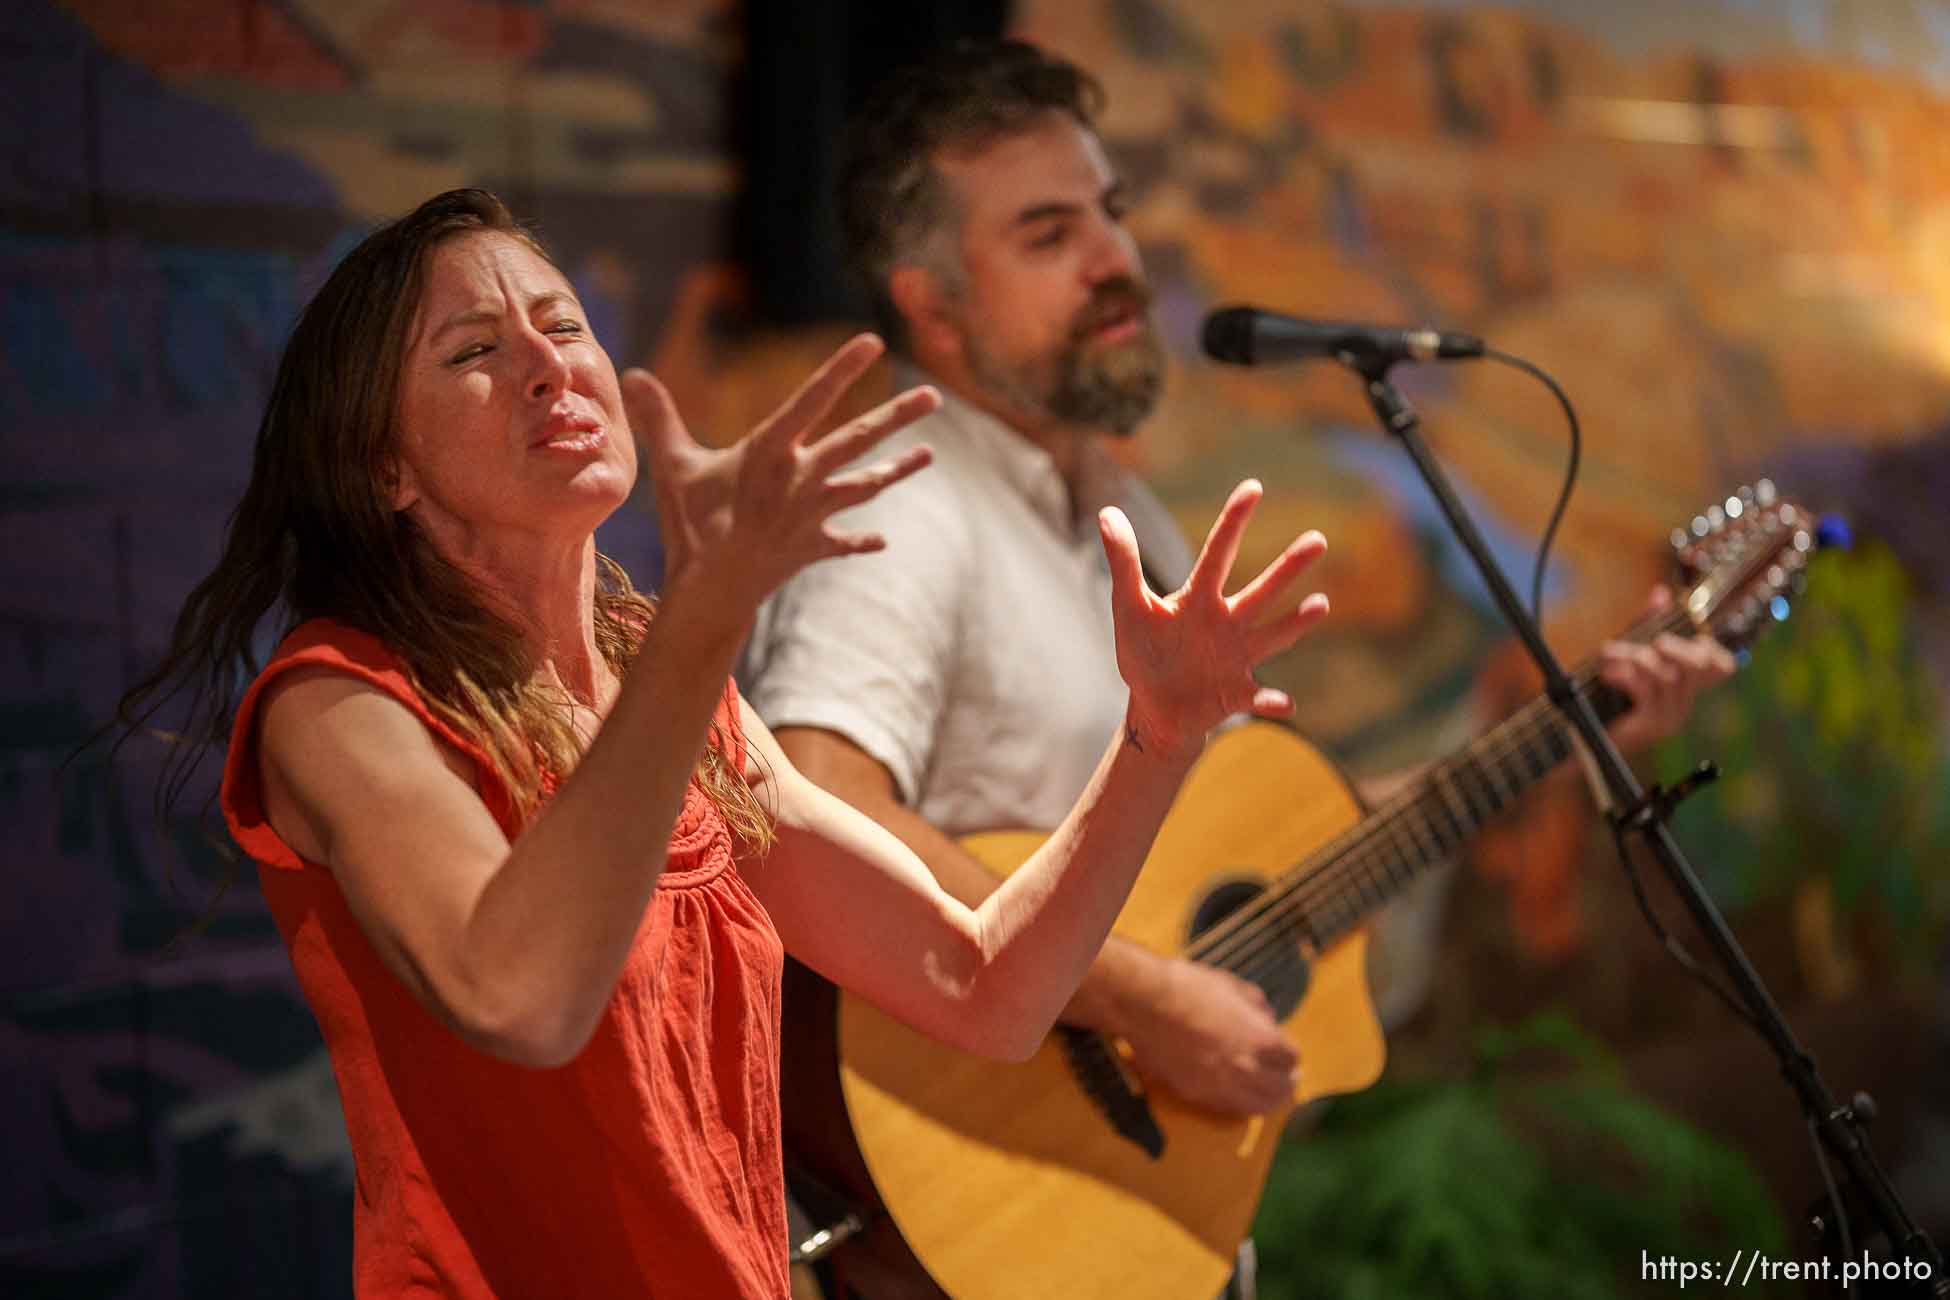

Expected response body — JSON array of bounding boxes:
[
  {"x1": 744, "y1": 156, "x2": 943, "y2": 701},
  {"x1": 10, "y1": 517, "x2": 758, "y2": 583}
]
[
  {"x1": 1101, "y1": 479, "x2": 1329, "y2": 763},
  {"x1": 622, "y1": 333, "x2": 938, "y2": 612}
]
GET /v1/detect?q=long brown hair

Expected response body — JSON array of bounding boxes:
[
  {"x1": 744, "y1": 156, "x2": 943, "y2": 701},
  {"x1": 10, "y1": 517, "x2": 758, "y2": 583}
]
[{"x1": 117, "y1": 188, "x2": 771, "y2": 853}]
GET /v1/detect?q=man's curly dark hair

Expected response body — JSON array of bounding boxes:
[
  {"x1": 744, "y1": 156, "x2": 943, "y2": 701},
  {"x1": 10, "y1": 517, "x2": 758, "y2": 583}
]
[{"x1": 838, "y1": 39, "x2": 1105, "y2": 352}]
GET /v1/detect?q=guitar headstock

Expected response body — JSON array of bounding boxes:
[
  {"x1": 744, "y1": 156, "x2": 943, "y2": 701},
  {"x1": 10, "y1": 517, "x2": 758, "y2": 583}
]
[{"x1": 1668, "y1": 479, "x2": 1845, "y2": 653}]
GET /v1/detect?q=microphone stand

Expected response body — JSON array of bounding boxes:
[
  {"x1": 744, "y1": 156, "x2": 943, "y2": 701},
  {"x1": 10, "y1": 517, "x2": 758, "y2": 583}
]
[{"x1": 1350, "y1": 359, "x2": 1946, "y2": 1296}]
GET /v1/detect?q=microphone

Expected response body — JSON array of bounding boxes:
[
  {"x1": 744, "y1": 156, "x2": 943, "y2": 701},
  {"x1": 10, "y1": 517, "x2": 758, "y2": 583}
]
[{"x1": 1202, "y1": 306, "x2": 1484, "y2": 369}]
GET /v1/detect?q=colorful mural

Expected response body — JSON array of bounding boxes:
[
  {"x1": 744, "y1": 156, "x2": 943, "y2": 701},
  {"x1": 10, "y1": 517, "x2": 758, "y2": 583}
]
[{"x1": 4, "y1": 1, "x2": 1946, "y2": 1295}]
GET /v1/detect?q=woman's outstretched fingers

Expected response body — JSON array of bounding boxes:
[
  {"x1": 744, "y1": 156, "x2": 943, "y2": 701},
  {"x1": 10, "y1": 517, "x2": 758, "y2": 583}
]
[
  {"x1": 1230, "y1": 530, "x2": 1328, "y2": 622},
  {"x1": 1097, "y1": 506, "x2": 1152, "y2": 609},
  {"x1": 755, "y1": 333, "x2": 886, "y2": 447},
  {"x1": 1186, "y1": 479, "x2": 1264, "y2": 597},
  {"x1": 1247, "y1": 591, "x2": 1331, "y2": 662},
  {"x1": 824, "y1": 444, "x2": 935, "y2": 513},
  {"x1": 620, "y1": 368, "x2": 689, "y2": 466},
  {"x1": 619, "y1": 368, "x2": 701, "y2": 548},
  {"x1": 806, "y1": 385, "x2": 941, "y2": 477},
  {"x1": 1108, "y1": 490, "x2": 1331, "y2": 760}
]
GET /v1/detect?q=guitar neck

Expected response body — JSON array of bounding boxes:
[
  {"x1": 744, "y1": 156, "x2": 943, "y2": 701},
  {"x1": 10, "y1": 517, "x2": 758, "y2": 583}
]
[{"x1": 1193, "y1": 605, "x2": 1692, "y2": 961}]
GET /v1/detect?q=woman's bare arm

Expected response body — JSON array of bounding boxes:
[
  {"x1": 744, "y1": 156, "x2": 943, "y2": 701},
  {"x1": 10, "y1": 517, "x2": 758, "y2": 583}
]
[
  {"x1": 257, "y1": 335, "x2": 937, "y2": 1067},
  {"x1": 745, "y1": 482, "x2": 1330, "y2": 1059}
]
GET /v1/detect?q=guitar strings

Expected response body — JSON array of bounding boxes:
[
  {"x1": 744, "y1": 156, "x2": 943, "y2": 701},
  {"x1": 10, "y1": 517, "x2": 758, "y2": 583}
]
[
  {"x1": 1198, "y1": 681, "x2": 1597, "y2": 985},
  {"x1": 1262, "y1": 598, "x2": 1715, "y2": 936},
  {"x1": 1190, "y1": 613, "x2": 1659, "y2": 965},
  {"x1": 1207, "y1": 655, "x2": 1646, "y2": 980},
  {"x1": 1186, "y1": 659, "x2": 1604, "y2": 977},
  {"x1": 1183, "y1": 603, "x2": 1698, "y2": 983},
  {"x1": 1198, "y1": 684, "x2": 1586, "y2": 987}
]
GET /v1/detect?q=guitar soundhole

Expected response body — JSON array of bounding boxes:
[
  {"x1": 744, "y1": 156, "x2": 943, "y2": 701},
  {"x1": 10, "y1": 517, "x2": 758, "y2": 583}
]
[{"x1": 1189, "y1": 879, "x2": 1311, "y2": 1020}]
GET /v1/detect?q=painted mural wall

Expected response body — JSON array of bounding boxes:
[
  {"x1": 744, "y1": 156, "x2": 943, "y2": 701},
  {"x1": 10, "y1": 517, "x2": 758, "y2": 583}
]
[{"x1": 4, "y1": 1, "x2": 1946, "y2": 1295}]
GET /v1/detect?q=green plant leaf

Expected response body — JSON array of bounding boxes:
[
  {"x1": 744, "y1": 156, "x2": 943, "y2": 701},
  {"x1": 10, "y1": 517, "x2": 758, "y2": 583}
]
[{"x1": 1253, "y1": 1014, "x2": 1789, "y2": 1300}]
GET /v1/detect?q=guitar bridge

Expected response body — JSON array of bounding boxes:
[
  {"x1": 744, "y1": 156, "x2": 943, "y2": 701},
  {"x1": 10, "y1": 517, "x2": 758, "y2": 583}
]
[{"x1": 1057, "y1": 1026, "x2": 1166, "y2": 1159}]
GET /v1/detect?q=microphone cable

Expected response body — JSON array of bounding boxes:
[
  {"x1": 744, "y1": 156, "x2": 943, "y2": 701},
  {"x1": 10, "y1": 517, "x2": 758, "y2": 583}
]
[{"x1": 1481, "y1": 346, "x2": 1580, "y2": 625}]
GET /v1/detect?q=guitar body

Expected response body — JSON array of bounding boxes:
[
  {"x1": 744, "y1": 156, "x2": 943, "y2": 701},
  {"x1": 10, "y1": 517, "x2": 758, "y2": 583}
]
[{"x1": 791, "y1": 722, "x2": 1384, "y2": 1300}]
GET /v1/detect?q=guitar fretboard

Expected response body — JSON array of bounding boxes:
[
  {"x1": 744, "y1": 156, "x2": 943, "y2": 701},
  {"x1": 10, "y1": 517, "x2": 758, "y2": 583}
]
[
  {"x1": 1292, "y1": 676, "x2": 1629, "y2": 948},
  {"x1": 1187, "y1": 606, "x2": 1686, "y2": 974}
]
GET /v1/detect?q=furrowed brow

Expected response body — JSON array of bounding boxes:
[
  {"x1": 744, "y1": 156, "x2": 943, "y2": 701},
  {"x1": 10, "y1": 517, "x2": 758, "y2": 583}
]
[
  {"x1": 429, "y1": 307, "x2": 498, "y2": 346},
  {"x1": 428, "y1": 291, "x2": 579, "y2": 346}
]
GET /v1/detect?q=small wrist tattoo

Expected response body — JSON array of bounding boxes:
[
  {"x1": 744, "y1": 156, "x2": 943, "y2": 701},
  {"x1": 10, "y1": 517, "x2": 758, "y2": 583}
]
[{"x1": 1125, "y1": 722, "x2": 1146, "y2": 753}]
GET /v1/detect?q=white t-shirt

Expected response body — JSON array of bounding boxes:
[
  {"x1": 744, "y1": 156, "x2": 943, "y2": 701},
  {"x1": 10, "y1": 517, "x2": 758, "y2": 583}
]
[{"x1": 740, "y1": 376, "x2": 1193, "y2": 837}]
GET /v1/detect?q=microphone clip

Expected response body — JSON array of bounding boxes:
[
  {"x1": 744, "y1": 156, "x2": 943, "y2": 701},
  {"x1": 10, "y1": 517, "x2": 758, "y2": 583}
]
[{"x1": 1612, "y1": 760, "x2": 1720, "y2": 832}]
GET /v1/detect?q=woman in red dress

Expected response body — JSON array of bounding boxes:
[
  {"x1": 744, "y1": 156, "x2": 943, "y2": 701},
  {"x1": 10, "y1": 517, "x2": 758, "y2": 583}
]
[{"x1": 118, "y1": 188, "x2": 1329, "y2": 1297}]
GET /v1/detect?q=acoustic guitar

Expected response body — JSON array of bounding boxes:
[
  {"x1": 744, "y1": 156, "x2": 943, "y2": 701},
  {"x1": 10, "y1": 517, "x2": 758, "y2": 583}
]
[{"x1": 780, "y1": 483, "x2": 1824, "y2": 1299}]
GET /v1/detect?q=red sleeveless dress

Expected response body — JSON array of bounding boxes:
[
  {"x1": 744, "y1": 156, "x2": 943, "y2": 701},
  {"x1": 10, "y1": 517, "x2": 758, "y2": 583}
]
[{"x1": 221, "y1": 619, "x2": 789, "y2": 1298}]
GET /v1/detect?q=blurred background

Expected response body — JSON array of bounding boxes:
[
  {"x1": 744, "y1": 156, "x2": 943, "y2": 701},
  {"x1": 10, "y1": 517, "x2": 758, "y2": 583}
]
[{"x1": 4, "y1": 1, "x2": 1948, "y2": 1296}]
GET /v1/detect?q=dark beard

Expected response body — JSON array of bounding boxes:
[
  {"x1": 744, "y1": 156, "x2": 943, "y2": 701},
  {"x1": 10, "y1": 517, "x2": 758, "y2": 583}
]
[
  {"x1": 1045, "y1": 322, "x2": 1164, "y2": 436},
  {"x1": 965, "y1": 276, "x2": 1165, "y2": 437}
]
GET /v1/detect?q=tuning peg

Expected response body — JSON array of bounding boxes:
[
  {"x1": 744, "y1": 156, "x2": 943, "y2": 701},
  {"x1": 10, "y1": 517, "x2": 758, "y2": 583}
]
[
  {"x1": 1756, "y1": 478, "x2": 1777, "y2": 505},
  {"x1": 1671, "y1": 527, "x2": 1690, "y2": 551}
]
